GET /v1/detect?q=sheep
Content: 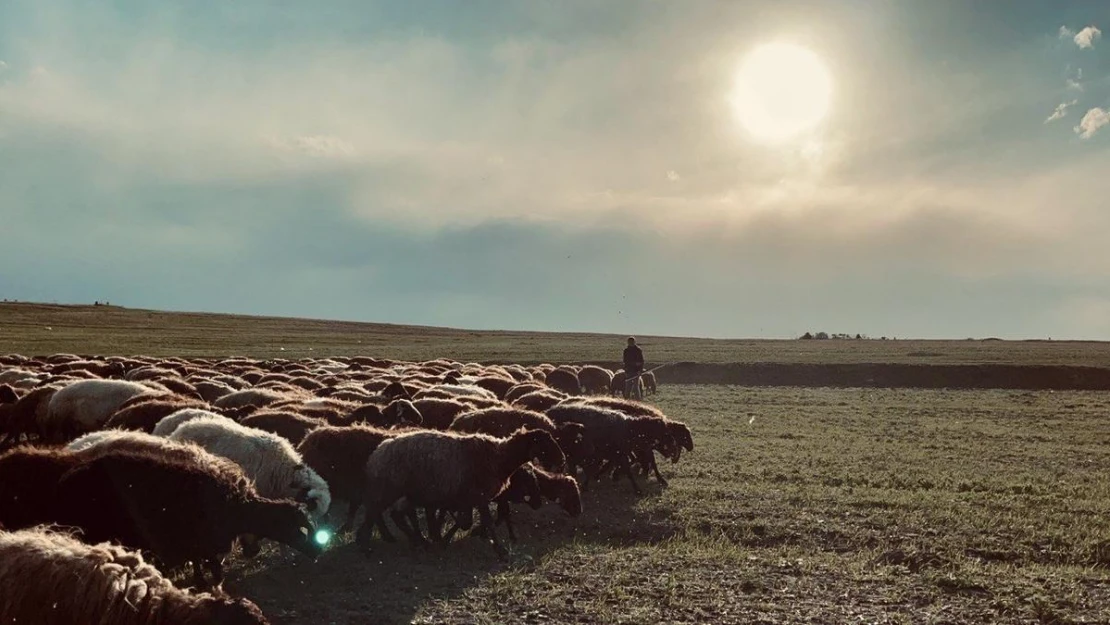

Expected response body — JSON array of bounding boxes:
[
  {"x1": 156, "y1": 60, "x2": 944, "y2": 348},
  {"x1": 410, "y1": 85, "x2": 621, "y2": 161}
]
[
  {"x1": 410, "y1": 397, "x2": 471, "y2": 430},
  {"x1": 167, "y1": 416, "x2": 331, "y2": 522},
  {"x1": 192, "y1": 380, "x2": 237, "y2": 403},
  {"x1": 512, "y1": 389, "x2": 567, "y2": 412},
  {"x1": 546, "y1": 403, "x2": 674, "y2": 495},
  {"x1": 414, "y1": 383, "x2": 497, "y2": 401},
  {"x1": 642, "y1": 371, "x2": 657, "y2": 394},
  {"x1": 448, "y1": 406, "x2": 592, "y2": 470},
  {"x1": 0, "y1": 527, "x2": 271, "y2": 625},
  {"x1": 152, "y1": 408, "x2": 231, "y2": 437},
  {"x1": 544, "y1": 368, "x2": 580, "y2": 395},
  {"x1": 485, "y1": 463, "x2": 582, "y2": 543},
  {"x1": 610, "y1": 370, "x2": 626, "y2": 396},
  {"x1": 504, "y1": 382, "x2": 545, "y2": 403},
  {"x1": 42, "y1": 379, "x2": 162, "y2": 442},
  {"x1": 47, "y1": 447, "x2": 321, "y2": 588},
  {"x1": 577, "y1": 365, "x2": 614, "y2": 395},
  {"x1": 0, "y1": 384, "x2": 57, "y2": 448},
  {"x1": 379, "y1": 398, "x2": 424, "y2": 428},
  {"x1": 295, "y1": 424, "x2": 406, "y2": 537},
  {"x1": 104, "y1": 398, "x2": 209, "y2": 433},
  {"x1": 356, "y1": 428, "x2": 565, "y2": 555},
  {"x1": 238, "y1": 411, "x2": 324, "y2": 446},
  {"x1": 457, "y1": 465, "x2": 542, "y2": 544},
  {"x1": 470, "y1": 376, "x2": 516, "y2": 399},
  {"x1": 212, "y1": 388, "x2": 294, "y2": 411},
  {"x1": 566, "y1": 397, "x2": 692, "y2": 487},
  {"x1": 150, "y1": 376, "x2": 203, "y2": 399}
]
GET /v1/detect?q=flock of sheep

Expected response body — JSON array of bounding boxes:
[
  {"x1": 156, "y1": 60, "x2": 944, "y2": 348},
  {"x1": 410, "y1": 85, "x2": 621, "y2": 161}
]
[{"x1": 0, "y1": 353, "x2": 691, "y2": 625}]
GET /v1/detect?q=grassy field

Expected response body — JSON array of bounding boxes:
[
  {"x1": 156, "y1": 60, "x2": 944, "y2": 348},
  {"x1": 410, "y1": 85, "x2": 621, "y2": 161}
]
[
  {"x1": 226, "y1": 385, "x2": 1110, "y2": 624},
  {"x1": 3, "y1": 302, "x2": 1110, "y2": 366}
]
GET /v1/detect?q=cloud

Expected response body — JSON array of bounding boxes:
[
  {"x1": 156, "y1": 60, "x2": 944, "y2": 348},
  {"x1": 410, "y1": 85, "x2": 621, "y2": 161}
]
[
  {"x1": 267, "y1": 135, "x2": 356, "y2": 159},
  {"x1": 1044, "y1": 100, "x2": 1077, "y2": 124},
  {"x1": 1073, "y1": 26, "x2": 1101, "y2": 49},
  {"x1": 1059, "y1": 26, "x2": 1075, "y2": 39},
  {"x1": 1066, "y1": 79, "x2": 1083, "y2": 92},
  {"x1": 0, "y1": 61, "x2": 7, "y2": 72},
  {"x1": 1074, "y1": 107, "x2": 1110, "y2": 139},
  {"x1": 666, "y1": 170, "x2": 680, "y2": 182}
]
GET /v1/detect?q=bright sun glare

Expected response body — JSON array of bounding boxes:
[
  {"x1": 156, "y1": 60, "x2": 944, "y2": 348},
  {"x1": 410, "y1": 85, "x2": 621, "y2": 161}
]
[{"x1": 732, "y1": 42, "x2": 832, "y2": 143}]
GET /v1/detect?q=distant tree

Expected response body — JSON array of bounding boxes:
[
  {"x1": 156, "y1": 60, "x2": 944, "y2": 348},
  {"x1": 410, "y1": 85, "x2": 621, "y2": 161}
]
[
  {"x1": 855, "y1": 333, "x2": 862, "y2": 340},
  {"x1": 800, "y1": 332, "x2": 814, "y2": 340},
  {"x1": 815, "y1": 331, "x2": 829, "y2": 340}
]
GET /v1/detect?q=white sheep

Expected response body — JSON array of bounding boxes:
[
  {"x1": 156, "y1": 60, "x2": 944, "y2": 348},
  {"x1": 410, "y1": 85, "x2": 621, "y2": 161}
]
[
  {"x1": 168, "y1": 416, "x2": 331, "y2": 521},
  {"x1": 43, "y1": 379, "x2": 162, "y2": 441},
  {"x1": 151, "y1": 408, "x2": 230, "y2": 437}
]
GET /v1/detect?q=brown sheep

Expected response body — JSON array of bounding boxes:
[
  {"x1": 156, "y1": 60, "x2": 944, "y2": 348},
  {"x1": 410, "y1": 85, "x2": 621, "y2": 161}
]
[
  {"x1": 0, "y1": 385, "x2": 57, "y2": 448},
  {"x1": 504, "y1": 383, "x2": 545, "y2": 403},
  {"x1": 448, "y1": 407, "x2": 592, "y2": 471},
  {"x1": 544, "y1": 368, "x2": 580, "y2": 395},
  {"x1": 642, "y1": 371, "x2": 658, "y2": 394},
  {"x1": 0, "y1": 527, "x2": 271, "y2": 625},
  {"x1": 104, "y1": 398, "x2": 210, "y2": 433},
  {"x1": 577, "y1": 365, "x2": 614, "y2": 395},
  {"x1": 239, "y1": 411, "x2": 325, "y2": 446},
  {"x1": 470, "y1": 376, "x2": 516, "y2": 399},
  {"x1": 512, "y1": 390, "x2": 567, "y2": 412},
  {"x1": 296, "y1": 424, "x2": 406, "y2": 537},
  {"x1": 410, "y1": 397, "x2": 471, "y2": 430},
  {"x1": 357, "y1": 429, "x2": 566, "y2": 555},
  {"x1": 546, "y1": 403, "x2": 674, "y2": 495}
]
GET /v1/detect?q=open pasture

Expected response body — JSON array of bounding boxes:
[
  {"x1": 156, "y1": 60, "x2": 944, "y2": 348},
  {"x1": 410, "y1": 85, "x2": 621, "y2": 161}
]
[
  {"x1": 230, "y1": 385, "x2": 1110, "y2": 624},
  {"x1": 4, "y1": 302, "x2": 1110, "y2": 366}
]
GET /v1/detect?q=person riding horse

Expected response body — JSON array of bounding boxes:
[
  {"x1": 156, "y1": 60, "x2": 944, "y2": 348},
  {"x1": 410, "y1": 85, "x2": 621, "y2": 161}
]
[{"x1": 623, "y1": 337, "x2": 644, "y2": 400}]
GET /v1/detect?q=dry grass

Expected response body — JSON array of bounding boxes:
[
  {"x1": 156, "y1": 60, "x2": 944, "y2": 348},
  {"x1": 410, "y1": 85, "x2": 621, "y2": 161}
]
[
  {"x1": 3, "y1": 302, "x2": 1110, "y2": 365},
  {"x1": 227, "y1": 385, "x2": 1110, "y2": 624}
]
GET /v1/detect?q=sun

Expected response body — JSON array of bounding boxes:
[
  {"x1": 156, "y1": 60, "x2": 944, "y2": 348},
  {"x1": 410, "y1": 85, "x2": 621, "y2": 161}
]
[{"x1": 731, "y1": 42, "x2": 833, "y2": 143}]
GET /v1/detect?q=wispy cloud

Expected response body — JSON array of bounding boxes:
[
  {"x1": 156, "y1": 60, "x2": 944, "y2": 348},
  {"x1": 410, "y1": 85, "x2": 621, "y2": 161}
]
[
  {"x1": 1073, "y1": 26, "x2": 1102, "y2": 49},
  {"x1": 1060, "y1": 26, "x2": 1075, "y2": 39},
  {"x1": 267, "y1": 135, "x2": 356, "y2": 159},
  {"x1": 1045, "y1": 100, "x2": 1078, "y2": 124},
  {"x1": 1074, "y1": 107, "x2": 1110, "y2": 139}
]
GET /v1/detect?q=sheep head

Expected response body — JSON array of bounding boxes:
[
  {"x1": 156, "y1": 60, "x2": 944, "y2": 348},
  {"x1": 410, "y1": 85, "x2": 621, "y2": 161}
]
[
  {"x1": 383, "y1": 399, "x2": 423, "y2": 428},
  {"x1": 510, "y1": 428, "x2": 565, "y2": 473},
  {"x1": 0, "y1": 385, "x2": 18, "y2": 404}
]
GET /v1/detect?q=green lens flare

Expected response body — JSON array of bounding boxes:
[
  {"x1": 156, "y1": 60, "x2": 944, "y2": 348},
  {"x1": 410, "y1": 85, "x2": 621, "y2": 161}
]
[{"x1": 314, "y1": 529, "x2": 332, "y2": 546}]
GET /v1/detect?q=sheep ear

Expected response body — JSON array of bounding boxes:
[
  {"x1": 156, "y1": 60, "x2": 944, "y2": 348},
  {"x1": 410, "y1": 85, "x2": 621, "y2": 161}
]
[{"x1": 0, "y1": 385, "x2": 17, "y2": 403}]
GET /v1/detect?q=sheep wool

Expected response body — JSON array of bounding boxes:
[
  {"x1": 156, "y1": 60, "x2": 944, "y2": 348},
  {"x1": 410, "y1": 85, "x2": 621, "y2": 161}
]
[
  {"x1": 0, "y1": 527, "x2": 271, "y2": 625},
  {"x1": 168, "y1": 416, "x2": 331, "y2": 521}
]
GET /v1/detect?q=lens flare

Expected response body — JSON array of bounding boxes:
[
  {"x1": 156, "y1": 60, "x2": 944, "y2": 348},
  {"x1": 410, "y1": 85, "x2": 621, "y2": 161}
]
[{"x1": 314, "y1": 529, "x2": 332, "y2": 546}]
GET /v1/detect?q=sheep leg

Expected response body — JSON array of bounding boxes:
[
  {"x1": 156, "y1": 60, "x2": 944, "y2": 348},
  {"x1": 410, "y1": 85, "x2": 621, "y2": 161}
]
[
  {"x1": 391, "y1": 509, "x2": 427, "y2": 546},
  {"x1": 374, "y1": 513, "x2": 397, "y2": 543},
  {"x1": 645, "y1": 450, "x2": 668, "y2": 487},
  {"x1": 239, "y1": 533, "x2": 261, "y2": 558},
  {"x1": 191, "y1": 561, "x2": 209, "y2": 590},
  {"x1": 424, "y1": 508, "x2": 445, "y2": 543},
  {"x1": 338, "y1": 501, "x2": 362, "y2": 535},
  {"x1": 205, "y1": 559, "x2": 224, "y2": 589},
  {"x1": 476, "y1": 505, "x2": 506, "y2": 557},
  {"x1": 497, "y1": 501, "x2": 518, "y2": 542},
  {"x1": 615, "y1": 454, "x2": 642, "y2": 495}
]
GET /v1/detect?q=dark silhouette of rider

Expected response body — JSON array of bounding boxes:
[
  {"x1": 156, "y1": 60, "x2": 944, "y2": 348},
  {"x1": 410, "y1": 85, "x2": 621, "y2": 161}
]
[{"x1": 623, "y1": 337, "x2": 644, "y2": 398}]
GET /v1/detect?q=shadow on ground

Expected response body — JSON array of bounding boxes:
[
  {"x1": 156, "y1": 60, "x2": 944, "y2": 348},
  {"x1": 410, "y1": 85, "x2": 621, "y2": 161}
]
[{"x1": 225, "y1": 476, "x2": 679, "y2": 625}]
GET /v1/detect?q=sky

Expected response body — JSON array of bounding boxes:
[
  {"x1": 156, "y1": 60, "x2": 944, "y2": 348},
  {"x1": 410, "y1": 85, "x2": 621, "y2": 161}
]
[{"x1": 2, "y1": 1, "x2": 1110, "y2": 339}]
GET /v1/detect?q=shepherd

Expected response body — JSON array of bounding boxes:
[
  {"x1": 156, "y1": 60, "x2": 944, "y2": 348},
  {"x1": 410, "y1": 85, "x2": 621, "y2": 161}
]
[{"x1": 623, "y1": 336, "x2": 645, "y2": 400}]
